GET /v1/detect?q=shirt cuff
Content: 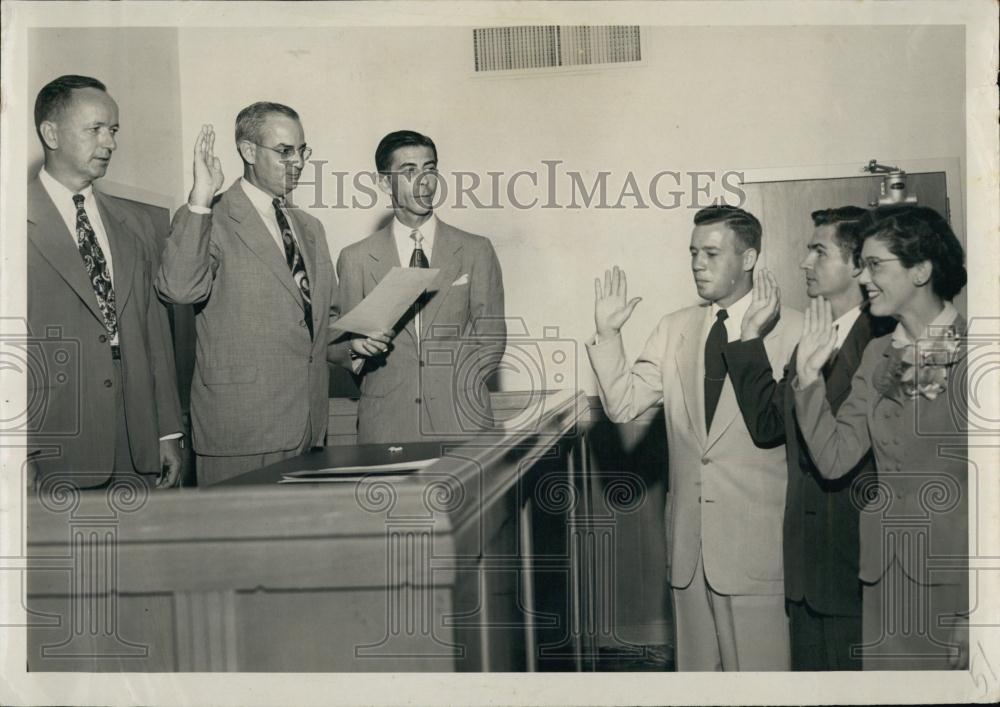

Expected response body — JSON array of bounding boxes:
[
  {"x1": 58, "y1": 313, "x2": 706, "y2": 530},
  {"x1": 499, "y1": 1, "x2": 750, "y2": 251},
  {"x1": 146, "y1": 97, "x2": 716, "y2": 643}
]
[
  {"x1": 187, "y1": 204, "x2": 211, "y2": 215},
  {"x1": 159, "y1": 433, "x2": 184, "y2": 441}
]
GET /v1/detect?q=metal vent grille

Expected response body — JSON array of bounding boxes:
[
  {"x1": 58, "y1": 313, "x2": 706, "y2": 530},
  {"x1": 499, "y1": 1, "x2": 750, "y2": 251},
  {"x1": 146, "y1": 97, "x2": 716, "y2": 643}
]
[{"x1": 473, "y1": 26, "x2": 641, "y2": 72}]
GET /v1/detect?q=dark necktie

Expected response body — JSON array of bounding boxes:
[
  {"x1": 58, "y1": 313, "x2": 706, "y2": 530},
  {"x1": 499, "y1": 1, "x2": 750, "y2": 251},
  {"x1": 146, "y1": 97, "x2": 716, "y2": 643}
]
[
  {"x1": 704, "y1": 308, "x2": 729, "y2": 431},
  {"x1": 73, "y1": 194, "x2": 118, "y2": 339},
  {"x1": 272, "y1": 198, "x2": 313, "y2": 338}
]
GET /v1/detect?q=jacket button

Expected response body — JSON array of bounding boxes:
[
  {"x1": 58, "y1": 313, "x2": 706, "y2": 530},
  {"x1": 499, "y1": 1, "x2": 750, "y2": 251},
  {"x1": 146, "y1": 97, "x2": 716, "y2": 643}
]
[
  {"x1": 308, "y1": 355, "x2": 314, "y2": 363},
  {"x1": 701, "y1": 457, "x2": 709, "y2": 465},
  {"x1": 419, "y1": 361, "x2": 425, "y2": 367},
  {"x1": 99, "y1": 334, "x2": 107, "y2": 343},
  {"x1": 103, "y1": 379, "x2": 113, "y2": 388},
  {"x1": 299, "y1": 320, "x2": 306, "y2": 327},
  {"x1": 415, "y1": 397, "x2": 422, "y2": 404}
]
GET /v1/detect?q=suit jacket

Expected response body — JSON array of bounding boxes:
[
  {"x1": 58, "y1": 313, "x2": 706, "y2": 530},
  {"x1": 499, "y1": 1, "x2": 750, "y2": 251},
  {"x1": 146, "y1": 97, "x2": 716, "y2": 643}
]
[
  {"x1": 336, "y1": 220, "x2": 506, "y2": 444},
  {"x1": 155, "y1": 180, "x2": 349, "y2": 456},
  {"x1": 587, "y1": 303, "x2": 802, "y2": 596},
  {"x1": 793, "y1": 317, "x2": 968, "y2": 615},
  {"x1": 724, "y1": 309, "x2": 892, "y2": 616},
  {"x1": 27, "y1": 177, "x2": 182, "y2": 487}
]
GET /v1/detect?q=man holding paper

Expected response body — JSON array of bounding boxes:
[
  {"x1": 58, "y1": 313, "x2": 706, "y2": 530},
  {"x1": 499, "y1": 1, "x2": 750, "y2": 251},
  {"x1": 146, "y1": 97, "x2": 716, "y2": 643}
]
[
  {"x1": 337, "y1": 130, "x2": 506, "y2": 443},
  {"x1": 156, "y1": 104, "x2": 382, "y2": 485}
]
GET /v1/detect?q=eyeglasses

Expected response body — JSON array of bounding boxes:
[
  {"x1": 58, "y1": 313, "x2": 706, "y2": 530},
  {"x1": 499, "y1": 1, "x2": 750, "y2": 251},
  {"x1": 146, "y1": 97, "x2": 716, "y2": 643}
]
[
  {"x1": 252, "y1": 142, "x2": 313, "y2": 161},
  {"x1": 860, "y1": 257, "x2": 901, "y2": 274}
]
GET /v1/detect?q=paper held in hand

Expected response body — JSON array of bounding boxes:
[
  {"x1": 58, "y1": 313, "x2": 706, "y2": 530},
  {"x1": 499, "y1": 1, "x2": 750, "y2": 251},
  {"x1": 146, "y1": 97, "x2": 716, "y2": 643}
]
[{"x1": 332, "y1": 266, "x2": 440, "y2": 335}]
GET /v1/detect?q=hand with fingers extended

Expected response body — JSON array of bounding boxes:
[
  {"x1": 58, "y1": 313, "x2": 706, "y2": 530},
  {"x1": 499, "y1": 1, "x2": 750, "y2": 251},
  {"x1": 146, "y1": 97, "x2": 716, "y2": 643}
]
[
  {"x1": 741, "y1": 268, "x2": 781, "y2": 341},
  {"x1": 795, "y1": 296, "x2": 838, "y2": 387},
  {"x1": 594, "y1": 266, "x2": 642, "y2": 340},
  {"x1": 188, "y1": 124, "x2": 225, "y2": 209},
  {"x1": 350, "y1": 330, "x2": 394, "y2": 359}
]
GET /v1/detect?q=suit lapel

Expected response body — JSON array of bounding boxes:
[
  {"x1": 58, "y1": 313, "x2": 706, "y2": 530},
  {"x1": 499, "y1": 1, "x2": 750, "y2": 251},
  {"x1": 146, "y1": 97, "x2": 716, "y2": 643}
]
[
  {"x1": 27, "y1": 178, "x2": 105, "y2": 326},
  {"x1": 225, "y1": 182, "x2": 302, "y2": 308},
  {"x1": 366, "y1": 226, "x2": 414, "y2": 343},
  {"x1": 675, "y1": 306, "x2": 708, "y2": 448},
  {"x1": 824, "y1": 311, "x2": 872, "y2": 407},
  {"x1": 95, "y1": 190, "x2": 136, "y2": 314},
  {"x1": 420, "y1": 221, "x2": 464, "y2": 339}
]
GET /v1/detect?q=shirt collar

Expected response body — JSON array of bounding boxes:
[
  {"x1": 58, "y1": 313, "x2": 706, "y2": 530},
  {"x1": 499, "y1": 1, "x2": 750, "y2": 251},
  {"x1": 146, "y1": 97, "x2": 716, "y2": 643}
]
[
  {"x1": 40, "y1": 167, "x2": 95, "y2": 204},
  {"x1": 240, "y1": 177, "x2": 282, "y2": 214},
  {"x1": 710, "y1": 287, "x2": 752, "y2": 326},
  {"x1": 392, "y1": 213, "x2": 438, "y2": 248},
  {"x1": 832, "y1": 304, "x2": 864, "y2": 350},
  {"x1": 891, "y1": 301, "x2": 960, "y2": 347}
]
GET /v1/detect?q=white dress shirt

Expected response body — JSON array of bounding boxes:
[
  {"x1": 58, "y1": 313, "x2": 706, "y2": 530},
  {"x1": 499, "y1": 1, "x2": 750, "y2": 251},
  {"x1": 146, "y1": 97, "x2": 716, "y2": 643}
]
[
  {"x1": 705, "y1": 288, "x2": 753, "y2": 347},
  {"x1": 239, "y1": 178, "x2": 303, "y2": 254},
  {"x1": 831, "y1": 304, "x2": 864, "y2": 353},
  {"x1": 392, "y1": 213, "x2": 437, "y2": 266},
  {"x1": 891, "y1": 301, "x2": 959, "y2": 347},
  {"x1": 39, "y1": 168, "x2": 118, "y2": 345}
]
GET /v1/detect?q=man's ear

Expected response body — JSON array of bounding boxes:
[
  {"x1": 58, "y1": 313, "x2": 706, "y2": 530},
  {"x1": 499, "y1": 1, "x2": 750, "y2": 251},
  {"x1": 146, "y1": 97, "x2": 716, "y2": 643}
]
[
  {"x1": 742, "y1": 247, "x2": 759, "y2": 272},
  {"x1": 38, "y1": 121, "x2": 59, "y2": 151},
  {"x1": 376, "y1": 172, "x2": 395, "y2": 199},
  {"x1": 237, "y1": 140, "x2": 256, "y2": 165}
]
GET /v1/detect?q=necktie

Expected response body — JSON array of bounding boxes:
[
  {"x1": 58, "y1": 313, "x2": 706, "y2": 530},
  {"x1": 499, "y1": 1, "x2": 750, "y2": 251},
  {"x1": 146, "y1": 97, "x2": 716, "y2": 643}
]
[
  {"x1": 272, "y1": 198, "x2": 313, "y2": 338},
  {"x1": 409, "y1": 230, "x2": 429, "y2": 268},
  {"x1": 409, "y1": 230, "x2": 429, "y2": 341},
  {"x1": 73, "y1": 194, "x2": 118, "y2": 339},
  {"x1": 704, "y1": 308, "x2": 729, "y2": 431}
]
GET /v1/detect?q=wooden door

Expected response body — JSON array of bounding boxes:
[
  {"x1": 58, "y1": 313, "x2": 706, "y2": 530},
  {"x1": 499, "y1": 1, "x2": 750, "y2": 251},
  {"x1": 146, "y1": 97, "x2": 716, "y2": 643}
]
[{"x1": 741, "y1": 172, "x2": 962, "y2": 315}]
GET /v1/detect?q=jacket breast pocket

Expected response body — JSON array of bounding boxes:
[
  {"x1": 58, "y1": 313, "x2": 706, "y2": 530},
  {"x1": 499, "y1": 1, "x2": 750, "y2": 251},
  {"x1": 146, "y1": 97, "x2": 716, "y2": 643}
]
[{"x1": 199, "y1": 365, "x2": 258, "y2": 385}]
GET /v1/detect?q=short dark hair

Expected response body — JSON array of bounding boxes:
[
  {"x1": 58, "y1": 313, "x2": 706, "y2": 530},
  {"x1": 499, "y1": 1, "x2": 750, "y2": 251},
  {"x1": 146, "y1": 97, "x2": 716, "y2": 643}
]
[
  {"x1": 693, "y1": 205, "x2": 762, "y2": 253},
  {"x1": 811, "y1": 206, "x2": 869, "y2": 266},
  {"x1": 861, "y1": 205, "x2": 967, "y2": 301},
  {"x1": 34, "y1": 75, "x2": 107, "y2": 134},
  {"x1": 235, "y1": 102, "x2": 300, "y2": 147},
  {"x1": 375, "y1": 130, "x2": 437, "y2": 175}
]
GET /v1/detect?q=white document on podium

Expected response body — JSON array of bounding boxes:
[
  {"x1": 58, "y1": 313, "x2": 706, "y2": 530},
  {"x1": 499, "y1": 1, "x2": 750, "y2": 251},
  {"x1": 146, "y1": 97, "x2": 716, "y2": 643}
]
[{"x1": 332, "y1": 266, "x2": 440, "y2": 335}]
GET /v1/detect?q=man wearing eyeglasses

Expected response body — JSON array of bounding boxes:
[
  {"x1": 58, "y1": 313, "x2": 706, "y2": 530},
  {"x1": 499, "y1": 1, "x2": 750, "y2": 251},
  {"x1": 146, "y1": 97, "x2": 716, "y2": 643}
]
[{"x1": 156, "y1": 102, "x2": 362, "y2": 485}]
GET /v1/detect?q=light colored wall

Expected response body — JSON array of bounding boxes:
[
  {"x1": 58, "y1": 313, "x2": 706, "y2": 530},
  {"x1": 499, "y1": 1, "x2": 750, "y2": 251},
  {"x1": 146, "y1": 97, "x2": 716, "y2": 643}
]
[
  {"x1": 27, "y1": 27, "x2": 184, "y2": 206},
  {"x1": 29, "y1": 24, "x2": 962, "y2": 394},
  {"x1": 175, "y1": 24, "x2": 965, "y2": 393}
]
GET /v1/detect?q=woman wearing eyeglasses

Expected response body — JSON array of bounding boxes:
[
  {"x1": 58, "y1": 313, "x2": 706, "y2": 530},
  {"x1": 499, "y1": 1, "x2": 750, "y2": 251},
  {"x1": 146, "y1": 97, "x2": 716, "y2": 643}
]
[{"x1": 792, "y1": 205, "x2": 968, "y2": 670}]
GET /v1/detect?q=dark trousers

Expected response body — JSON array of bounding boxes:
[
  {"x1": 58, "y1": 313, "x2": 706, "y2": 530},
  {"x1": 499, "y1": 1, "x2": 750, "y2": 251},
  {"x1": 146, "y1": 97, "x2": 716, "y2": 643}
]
[{"x1": 788, "y1": 599, "x2": 862, "y2": 671}]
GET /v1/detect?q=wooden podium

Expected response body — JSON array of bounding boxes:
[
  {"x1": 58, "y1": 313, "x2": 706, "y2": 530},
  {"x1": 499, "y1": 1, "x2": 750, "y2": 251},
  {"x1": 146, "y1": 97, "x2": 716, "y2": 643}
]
[{"x1": 26, "y1": 390, "x2": 593, "y2": 671}]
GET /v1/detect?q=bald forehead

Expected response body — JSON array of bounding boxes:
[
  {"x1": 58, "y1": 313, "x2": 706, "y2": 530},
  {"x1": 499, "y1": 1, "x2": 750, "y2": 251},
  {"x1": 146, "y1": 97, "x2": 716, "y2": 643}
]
[{"x1": 258, "y1": 114, "x2": 304, "y2": 143}]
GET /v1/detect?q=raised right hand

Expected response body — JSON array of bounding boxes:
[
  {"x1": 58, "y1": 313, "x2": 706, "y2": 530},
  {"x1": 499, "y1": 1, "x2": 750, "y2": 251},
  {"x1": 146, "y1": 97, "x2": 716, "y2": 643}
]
[
  {"x1": 795, "y1": 296, "x2": 837, "y2": 387},
  {"x1": 594, "y1": 266, "x2": 642, "y2": 340},
  {"x1": 188, "y1": 124, "x2": 225, "y2": 209},
  {"x1": 741, "y1": 268, "x2": 781, "y2": 340}
]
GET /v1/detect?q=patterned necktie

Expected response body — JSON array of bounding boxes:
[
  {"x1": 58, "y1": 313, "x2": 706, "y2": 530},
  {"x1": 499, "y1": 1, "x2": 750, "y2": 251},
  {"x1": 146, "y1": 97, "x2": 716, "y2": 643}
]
[
  {"x1": 272, "y1": 198, "x2": 313, "y2": 338},
  {"x1": 704, "y1": 308, "x2": 729, "y2": 431},
  {"x1": 409, "y1": 230, "x2": 429, "y2": 268},
  {"x1": 73, "y1": 194, "x2": 118, "y2": 338}
]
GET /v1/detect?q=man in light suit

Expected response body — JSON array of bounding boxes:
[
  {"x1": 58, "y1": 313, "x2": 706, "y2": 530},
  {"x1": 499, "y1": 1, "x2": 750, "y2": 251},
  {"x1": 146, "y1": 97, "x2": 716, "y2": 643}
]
[
  {"x1": 724, "y1": 207, "x2": 894, "y2": 670},
  {"x1": 156, "y1": 105, "x2": 354, "y2": 485},
  {"x1": 587, "y1": 205, "x2": 802, "y2": 671},
  {"x1": 337, "y1": 130, "x2": 506, "y2": 444},
  {"x1": 27, "y1": 74, "x2": 183, "y2": 490}
]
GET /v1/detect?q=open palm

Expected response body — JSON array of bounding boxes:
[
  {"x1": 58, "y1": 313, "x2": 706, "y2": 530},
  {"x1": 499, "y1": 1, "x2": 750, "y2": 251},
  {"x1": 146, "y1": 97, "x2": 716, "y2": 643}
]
[
  {"x1": 796, "y1": 296, "x2": 838, "y2": 386},
  {"x1": 594, "y1": 266, "x2": 642, "y2": 339},
  {"x1": 189, "y1": 124, "x2": 225, "y2": 208}
]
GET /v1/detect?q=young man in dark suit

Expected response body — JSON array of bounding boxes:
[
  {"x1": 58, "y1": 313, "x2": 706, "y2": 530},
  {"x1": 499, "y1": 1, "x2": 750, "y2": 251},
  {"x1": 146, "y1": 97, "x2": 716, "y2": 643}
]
[
  {"x1": 27, "y1": 75, "x2": 183, "y2": 490},
  {"x1": 723, "y1": 206, "x2": 894, "y2": 670}
]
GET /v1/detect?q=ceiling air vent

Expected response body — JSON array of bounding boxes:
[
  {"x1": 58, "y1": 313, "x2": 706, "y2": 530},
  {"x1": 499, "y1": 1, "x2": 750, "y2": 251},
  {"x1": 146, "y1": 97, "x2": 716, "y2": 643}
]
[{"x1": 473, "y1": 26, "x2": 641, "y2": 73}]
